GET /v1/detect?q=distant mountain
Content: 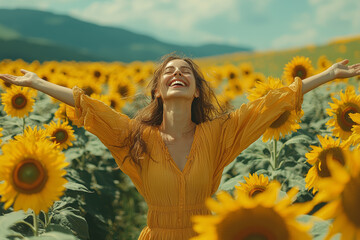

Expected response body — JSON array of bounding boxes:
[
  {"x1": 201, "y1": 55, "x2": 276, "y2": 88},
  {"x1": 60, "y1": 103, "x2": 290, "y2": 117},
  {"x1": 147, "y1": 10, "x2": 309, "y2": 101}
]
[{"x1": 0, "y1": 9, "x2": 252, "y2": 62}]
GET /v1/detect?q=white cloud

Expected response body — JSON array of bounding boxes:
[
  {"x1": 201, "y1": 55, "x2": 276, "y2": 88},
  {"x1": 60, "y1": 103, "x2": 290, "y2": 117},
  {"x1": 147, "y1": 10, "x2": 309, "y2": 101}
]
[
  {"x1": 271, "y1": 28, "x2": 317, "y2": 49},
  {"x1": 68, "y1": 0, "x2": 241, "y2": 45},
  {"x1": 271, "y1": 0, "x2": 360, "y2": 50},
  {"x1": 308, "y1": 0, "x2": 360, "y2": 30}
]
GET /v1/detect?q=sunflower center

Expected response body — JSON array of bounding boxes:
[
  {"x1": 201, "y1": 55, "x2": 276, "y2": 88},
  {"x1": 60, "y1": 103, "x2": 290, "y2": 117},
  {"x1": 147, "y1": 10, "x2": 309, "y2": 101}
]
[
  {"x1": 83, "y1": 86, "x2": 94, "y2": 96},
  {"x1": 118, "y1": 85, "x2": 129, "y2": 97},
  {"x1": 94, "y1": 70, "x2": 101, "y2": 78},
  {"x1": 13, "y1": 159, "x2": 47, "y2": 194},
  {"x1": 216, "y1": 206, "x2": 289, "y2": 240},
  {"x1": 249, "y1": 187, "x2": 266, "y2": 198},
  {"x1": 316, "y1": 147, "x2": 345, "y2": 178},
  {"x1": 341, "y1": 176, "x2": 360, "y2": 227},
  {"x1": 52, "y1": 129, "x2": 68, "y2": 144},
  {"x1": 11, "y1": 94, "x2": 27, "y2": 109},
  {"x1": 270, "y1": 111, "x2": 291, "y2": 128},
  {"x1": 110, "y1": 100, "x2": 117, "y2": 108},
  {"x1": 229, "y1": 72, "x2": 236, "y2": 79},
  {"x1": 292, "y1": 65, "x2": 307, "y2": 79},
  {"x1": 337, "y1": 104, "x2": 359, "y2": 132}
]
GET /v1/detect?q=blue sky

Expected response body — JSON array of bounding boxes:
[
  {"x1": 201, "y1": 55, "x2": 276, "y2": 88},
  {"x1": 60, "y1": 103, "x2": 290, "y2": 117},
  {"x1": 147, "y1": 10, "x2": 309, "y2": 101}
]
[{"x1": 0, "y1": 0, "x2": 359, "y2": 51}]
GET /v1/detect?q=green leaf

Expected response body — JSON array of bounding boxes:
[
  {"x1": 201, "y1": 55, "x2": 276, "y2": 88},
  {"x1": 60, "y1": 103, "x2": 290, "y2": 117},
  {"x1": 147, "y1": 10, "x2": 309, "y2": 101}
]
[
  {"x1": 65, "y1": 182, "x2": 92, "y2": 193},
  {"x1": 0, "y1": 211, "x2": 26, "y2": 238},
  {"x1": 282, "y1": 134, "x2": 312, "y2": 147},
  {"x1": 64, "y1": 148, "x2": 85, "y2": 161},
  {"x1": 218, "y1": 174, "x2": 244, "y2": 192},
  {"x1": 52, "y1": 207, "x2": 89, "y2": 240}
]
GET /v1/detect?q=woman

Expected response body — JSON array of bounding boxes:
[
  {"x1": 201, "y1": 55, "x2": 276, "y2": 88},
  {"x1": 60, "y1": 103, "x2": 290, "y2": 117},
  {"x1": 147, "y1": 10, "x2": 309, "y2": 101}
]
[{"x1": 1, "y1": 54, "x2": 359, "y2": 239}]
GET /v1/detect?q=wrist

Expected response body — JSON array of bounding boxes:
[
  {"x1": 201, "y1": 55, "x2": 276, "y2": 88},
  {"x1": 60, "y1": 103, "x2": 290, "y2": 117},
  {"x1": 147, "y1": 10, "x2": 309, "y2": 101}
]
[
  {"x1": 321, "y1": 68, "x2": 335, "y2": 84},
  {"x1": 30, "y1": 77, "x2": 45, "y2": 89}
]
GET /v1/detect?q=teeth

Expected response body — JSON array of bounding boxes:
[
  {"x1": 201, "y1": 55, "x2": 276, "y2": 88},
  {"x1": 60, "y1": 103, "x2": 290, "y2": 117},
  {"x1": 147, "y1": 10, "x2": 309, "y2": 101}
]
[{"x1": 170, "y1": 80, "x2": 186, "y2": 87}]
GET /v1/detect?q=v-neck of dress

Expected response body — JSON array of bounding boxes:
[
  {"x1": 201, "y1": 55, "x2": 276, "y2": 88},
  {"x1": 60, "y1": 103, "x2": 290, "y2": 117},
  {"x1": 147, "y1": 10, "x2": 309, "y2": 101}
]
[{"x1": 156, "y1": 125, "x2": 199, "y2": 175}]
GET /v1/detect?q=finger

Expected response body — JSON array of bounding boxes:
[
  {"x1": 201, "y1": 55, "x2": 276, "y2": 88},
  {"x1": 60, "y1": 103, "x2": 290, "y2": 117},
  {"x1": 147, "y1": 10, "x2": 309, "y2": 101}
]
[
  {"x1": 349, "y1": 63, "x2": 360, "y2": 69},
  {"x1": 0, "y1": 74, "x2": 16, "y2": 81},
  {"x1": 339, "y1": 59, "x2": 349, "y2": 65},
  {"x1": 20, "y1": 69, "x2": 30, "y2": 74}
]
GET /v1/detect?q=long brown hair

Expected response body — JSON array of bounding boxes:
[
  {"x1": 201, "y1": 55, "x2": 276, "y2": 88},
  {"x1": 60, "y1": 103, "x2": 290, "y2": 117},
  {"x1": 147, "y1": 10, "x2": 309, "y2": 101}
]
[{"x1": 118, "y1": 53, "x2": 229, "y2": 170}]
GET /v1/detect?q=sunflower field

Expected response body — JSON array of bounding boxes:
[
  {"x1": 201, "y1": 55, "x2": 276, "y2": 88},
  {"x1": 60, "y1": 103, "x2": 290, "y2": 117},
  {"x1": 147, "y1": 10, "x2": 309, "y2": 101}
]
[{"x1": 0, "y1": 36, "x2": 360, "y2": 240}]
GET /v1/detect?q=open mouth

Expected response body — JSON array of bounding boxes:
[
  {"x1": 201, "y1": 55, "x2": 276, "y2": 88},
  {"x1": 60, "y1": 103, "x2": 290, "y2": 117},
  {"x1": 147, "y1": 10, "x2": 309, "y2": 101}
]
[{"x1": 168, "y1": 79, "x2": 187, "y2": 87}]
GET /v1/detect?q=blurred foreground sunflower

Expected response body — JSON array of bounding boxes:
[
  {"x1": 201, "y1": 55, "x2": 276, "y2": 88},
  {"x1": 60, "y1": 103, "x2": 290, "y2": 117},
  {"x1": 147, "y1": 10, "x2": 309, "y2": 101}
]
[
  {"x1": 247, "y1": 77, "x2": 303, "y2": 141},
  {"x1": 0, "y1": 138, "x2": 68, "y2": 214},
  {"x1": 283, "y1": 56, "x2": 314, "y2": 85},
  {"x1": 191, "y1": 182, "x2": 313, "y2": 240},
  {"x1": 347, "y1": 113, "x2": 360, "y2": 149},
  {"x1": 44, "y1": 120, "x2": 76, "y2": 150},
  {"x1": 314, "y1": 150, "x2": 360, "y2": 240},
  {"x1": 235, "y1": 173, "x2": 270, "y2": 198},
  {"x1": 326, "y1": 86, "x2": 360, "y2": 140},
  {"x1": 1, "y1": 85, "x2": 36, "y2": 118},
  {"x1": 305, "y1": 135, "x2": 347, "y2": 194}
]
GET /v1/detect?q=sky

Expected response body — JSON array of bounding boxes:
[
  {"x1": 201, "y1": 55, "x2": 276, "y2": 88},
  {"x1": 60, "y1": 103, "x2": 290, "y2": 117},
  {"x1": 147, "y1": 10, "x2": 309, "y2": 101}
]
[{"x1": 0, "y1": 0, "x2": 359, "y2": 51}]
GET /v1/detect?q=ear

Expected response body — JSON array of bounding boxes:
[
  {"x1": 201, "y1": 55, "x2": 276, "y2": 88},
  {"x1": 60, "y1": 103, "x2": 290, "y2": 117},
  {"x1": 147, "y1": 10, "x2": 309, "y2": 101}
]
[
  {"x1": 154, "y1": 89, "x2": 161, "y2": 98},
  {"x1": 194, "y1": 89, "x2": 199, "y2": 98}
]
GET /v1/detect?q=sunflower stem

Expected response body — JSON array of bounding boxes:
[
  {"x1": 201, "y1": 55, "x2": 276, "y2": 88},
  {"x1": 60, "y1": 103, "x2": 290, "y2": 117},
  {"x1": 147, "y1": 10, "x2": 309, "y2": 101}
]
[
  {"x1": 32, "y1": 211, "x2": 39, "y2": 236},
  {"x1": 22, "y1": 117, "x2": 26, "y2": 134},
  {"x1": 44, "y1": 210, "x2": 50, "y2": 227},
  {"x1": 273, "y1": 139, "x2": 279, "y2": 169}
]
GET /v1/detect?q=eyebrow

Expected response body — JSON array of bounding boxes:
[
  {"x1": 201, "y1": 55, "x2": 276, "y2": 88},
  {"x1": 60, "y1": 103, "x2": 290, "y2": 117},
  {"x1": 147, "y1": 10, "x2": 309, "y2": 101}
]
[{"x1": 164, "y1": 66, "x2": 192, "y2": 70}]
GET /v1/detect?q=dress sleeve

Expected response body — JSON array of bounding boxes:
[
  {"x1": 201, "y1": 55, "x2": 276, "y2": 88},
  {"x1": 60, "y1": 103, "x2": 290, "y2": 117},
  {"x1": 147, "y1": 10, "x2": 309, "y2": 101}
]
[
  {"x1": 65, "y1": 86, "x2": 142, "y2": 188},
  {"x1": 213, "y1": 77, "x2": 303, "y2": 177}
]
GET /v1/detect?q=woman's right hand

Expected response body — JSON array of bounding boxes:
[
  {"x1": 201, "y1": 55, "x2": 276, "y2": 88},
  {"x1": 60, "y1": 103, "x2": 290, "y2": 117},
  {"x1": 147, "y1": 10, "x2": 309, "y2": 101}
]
[{"x1": 0, "y1": 69, "x2": 41, "y2": 88}]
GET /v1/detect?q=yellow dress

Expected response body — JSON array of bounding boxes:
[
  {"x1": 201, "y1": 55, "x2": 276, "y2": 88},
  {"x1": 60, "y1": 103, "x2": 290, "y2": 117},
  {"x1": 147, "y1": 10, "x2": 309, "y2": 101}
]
[{"x1": 66, "y1": 78, "x2": 303, "y2": 240}]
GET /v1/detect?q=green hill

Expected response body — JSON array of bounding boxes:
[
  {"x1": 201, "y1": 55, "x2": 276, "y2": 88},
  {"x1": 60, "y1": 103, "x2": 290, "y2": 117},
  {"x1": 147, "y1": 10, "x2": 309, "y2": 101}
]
[{"x1": 0, "y1": 8, "x2": 252, "y2": 62}]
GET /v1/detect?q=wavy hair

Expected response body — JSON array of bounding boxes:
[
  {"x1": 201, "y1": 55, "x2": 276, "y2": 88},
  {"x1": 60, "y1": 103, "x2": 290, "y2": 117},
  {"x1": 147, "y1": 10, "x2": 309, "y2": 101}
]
[{"x1": 117, "y1": 53, "x2": 229, "y2": 170}]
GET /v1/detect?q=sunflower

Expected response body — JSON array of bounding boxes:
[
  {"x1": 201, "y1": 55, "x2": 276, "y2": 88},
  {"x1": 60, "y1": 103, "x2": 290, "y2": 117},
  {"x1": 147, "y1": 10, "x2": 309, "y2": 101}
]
[
  {"x1": 326, "y1": 86, "x2": 360, "y2": 140},
  {"x1": 247, "y1": 77, "x2": 303, "y2": 141},
  {"x1": 222, "y1": 64, "x2": 240, "y2": 81},
  {"x1": 313, "y1": 150, "x2": 360, "y2": 240},
  {"x1": 283, "y1": 56, "x2": 314, "y2": 85},
  {"x1": 108, "y1": 76, "x2": 137, "y2": 103},
  {"x1": 44, "y1": 120, "x2": 76, "y2": 150},
  {"x1": 305, "y1": 135, "x2": 348, "y2": 194},
  {"x1": 0, "y1": 137, "x2": 68, "y2": 214},
  {"x1": 191, "y1": 181, "x2": 313, "y2": 240},
  {"x1": 54, "y1": 102, "x2": 69, "y2": 121},
  {"x1": 108, "y1": 91, "x2": 126, "y2": 112},
  {"x1": 76, "y1": 76, "x2": 103, "y2": 97},
  {"x1": 1, "y1": 85, "x2": 36, "y2": 118},
  {"x1": 238, "y1": 62, "x2": 254, "y2": 77},
  {"x1": 14, "y1": 125, "x2": 52, "y2": 143},
  {"x1": 348, "y1": 113, "x2": 360, "y2": 149},
  {"x1": 245, "y1": 72, "x2": 266, "y2": 90},
  {"x1": 316, "y1": 55, "x2": 332, "y2": 72},
  {"x1": 235, "y1": 173, "x2": 270, "y2": 198}
]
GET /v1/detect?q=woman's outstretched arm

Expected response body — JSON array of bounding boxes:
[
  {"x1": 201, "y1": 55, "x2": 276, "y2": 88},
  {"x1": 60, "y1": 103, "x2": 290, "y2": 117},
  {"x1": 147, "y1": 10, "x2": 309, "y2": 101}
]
[
  {"x1": 302, "y1": 59, "x2": 360, "y2": 95},
  {"x1": 0, "y1": 69, "x2": 75, "y2": 107}
]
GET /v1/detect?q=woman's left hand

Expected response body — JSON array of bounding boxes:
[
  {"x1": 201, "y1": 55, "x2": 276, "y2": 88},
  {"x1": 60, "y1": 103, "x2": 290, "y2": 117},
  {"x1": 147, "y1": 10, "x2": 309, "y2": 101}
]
[{"x1": 329, "y1": 59, "x2": 360, "y2": 79}]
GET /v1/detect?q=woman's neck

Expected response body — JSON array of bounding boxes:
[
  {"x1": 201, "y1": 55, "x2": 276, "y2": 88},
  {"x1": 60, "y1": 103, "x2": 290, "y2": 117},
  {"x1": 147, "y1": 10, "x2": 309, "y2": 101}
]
[{"x1": 159, "y1": 99, "x2": 195, "y2": 139}]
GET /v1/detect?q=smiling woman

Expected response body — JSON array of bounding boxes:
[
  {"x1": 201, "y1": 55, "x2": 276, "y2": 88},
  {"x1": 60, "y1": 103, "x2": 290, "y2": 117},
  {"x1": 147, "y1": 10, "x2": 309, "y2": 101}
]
[{"x1": 0, "y1": 53, "x2": 360, "y2": 240}]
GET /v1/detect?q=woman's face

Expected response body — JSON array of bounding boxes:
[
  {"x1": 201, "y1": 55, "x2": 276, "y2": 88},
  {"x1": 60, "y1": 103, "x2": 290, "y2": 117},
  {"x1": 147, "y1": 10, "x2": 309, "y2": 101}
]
[{"x1": 156, "y1": 59, "x2": 199, "y2": 101}]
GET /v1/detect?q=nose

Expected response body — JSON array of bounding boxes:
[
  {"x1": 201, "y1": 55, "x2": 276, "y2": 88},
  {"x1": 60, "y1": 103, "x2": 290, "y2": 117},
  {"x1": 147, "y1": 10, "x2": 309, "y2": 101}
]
[{"x1": 174, "y1": 69, "x2": 182, "y2": 76}]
